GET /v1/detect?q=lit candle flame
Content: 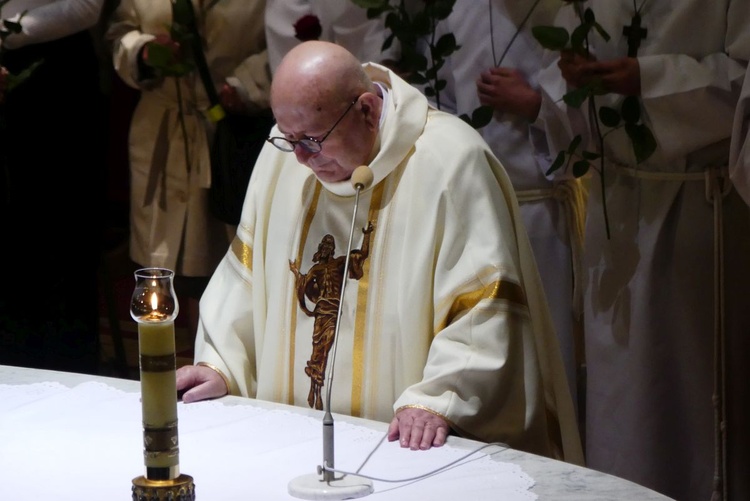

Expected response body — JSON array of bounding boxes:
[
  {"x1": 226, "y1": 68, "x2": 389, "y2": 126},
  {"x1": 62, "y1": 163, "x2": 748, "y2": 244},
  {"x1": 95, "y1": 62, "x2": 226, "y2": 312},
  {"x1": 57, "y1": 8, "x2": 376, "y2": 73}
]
[{"x1": 150, "y1": 292, "x2": 159, "y2": 311}]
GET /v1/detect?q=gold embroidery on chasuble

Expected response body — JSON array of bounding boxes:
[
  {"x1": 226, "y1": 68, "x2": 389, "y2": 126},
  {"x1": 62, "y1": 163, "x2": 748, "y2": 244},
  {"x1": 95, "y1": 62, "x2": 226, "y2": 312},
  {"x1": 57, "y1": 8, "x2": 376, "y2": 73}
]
[
  {"x1": 289, "y1": 186, "x2": 377, "y2": 412},
  {"x1": 231, "y1": 236, "x2": 252, "y2": 270},
  {"x1": 287, "y1": 182, "x2": 323, "y2": 405},
  {"x1": 436, "y1": 275, "x2": 528, "y2": 334},
  {"x1": 350, "y1": 180, "x2": 386, "y2": 417}
]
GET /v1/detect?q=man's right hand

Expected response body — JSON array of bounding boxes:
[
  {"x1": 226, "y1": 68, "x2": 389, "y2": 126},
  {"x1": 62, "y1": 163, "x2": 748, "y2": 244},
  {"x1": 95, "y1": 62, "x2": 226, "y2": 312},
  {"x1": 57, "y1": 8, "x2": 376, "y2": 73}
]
[
  {"x1": 176, "y1": 364, "x2": 228, "y2": 403},
  {"x1": 387, "y1": 407, "x2": 449, "y2": 451}
]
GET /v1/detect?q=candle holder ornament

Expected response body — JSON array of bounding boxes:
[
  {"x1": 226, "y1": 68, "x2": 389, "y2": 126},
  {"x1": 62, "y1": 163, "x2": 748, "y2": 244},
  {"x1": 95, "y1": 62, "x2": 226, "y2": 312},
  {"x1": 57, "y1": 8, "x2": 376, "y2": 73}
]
[{"x1": 130, "y1": 267, "x2": 195, "y2": 501}]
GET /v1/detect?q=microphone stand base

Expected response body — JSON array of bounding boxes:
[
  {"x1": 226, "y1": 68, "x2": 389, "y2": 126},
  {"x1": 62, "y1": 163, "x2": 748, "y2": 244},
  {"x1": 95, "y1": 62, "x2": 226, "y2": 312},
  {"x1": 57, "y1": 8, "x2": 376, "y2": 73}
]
[{"x1": 288, "y1": 472, "x2": 373, "y2": 500}]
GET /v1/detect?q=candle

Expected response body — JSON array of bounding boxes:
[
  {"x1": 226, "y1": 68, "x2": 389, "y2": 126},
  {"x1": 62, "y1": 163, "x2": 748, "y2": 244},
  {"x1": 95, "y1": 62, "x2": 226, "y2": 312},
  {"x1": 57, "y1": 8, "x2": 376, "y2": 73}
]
[
  {"x1": 130, "y1": 267, "x2": 195, "y2": 499},
  {"x1": 138, "y1": 319, "x2": 179, "y2": 474},
  {"x1": 131, "y1": 269, "x2": 181, "y2": 482}
]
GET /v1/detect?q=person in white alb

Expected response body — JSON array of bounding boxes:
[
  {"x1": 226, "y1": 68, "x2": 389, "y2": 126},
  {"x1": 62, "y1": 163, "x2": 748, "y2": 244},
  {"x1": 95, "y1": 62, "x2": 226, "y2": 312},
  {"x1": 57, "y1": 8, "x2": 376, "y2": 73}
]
[
  {"x1": 427, "y1": 0, "x2": 587, "y2": 418},
  {"x1": 176, "y1": 40, "x2": 583, "y2": 464},
  {"x1": 264, "y1": 0, "x2": 395, "y2": 76},
  {"x1": 0, "y1": 0, "x2": 107, "y2": 374},
  {"x1": 729, "y1": 63, "x2": 750, "y2": 207},
  {"x1": 105, "y1": 0, "x2": 272, "y2": 340},
  {"x1": 534, "y1": 2, "x2": 750, "y2": 500}
]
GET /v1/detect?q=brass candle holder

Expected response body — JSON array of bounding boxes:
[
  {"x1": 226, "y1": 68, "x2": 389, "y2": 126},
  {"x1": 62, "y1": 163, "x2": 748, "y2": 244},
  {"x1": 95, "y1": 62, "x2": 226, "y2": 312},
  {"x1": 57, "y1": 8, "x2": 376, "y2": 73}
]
[{"x1": 130, "y1": 268, "x2": 195, "y2": 500}]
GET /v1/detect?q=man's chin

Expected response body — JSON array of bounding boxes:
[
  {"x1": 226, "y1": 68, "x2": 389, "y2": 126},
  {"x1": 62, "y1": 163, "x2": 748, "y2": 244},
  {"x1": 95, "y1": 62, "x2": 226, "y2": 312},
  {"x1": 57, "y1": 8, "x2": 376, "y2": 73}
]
[{"x1": 313, "y1": 170, "x2": 345, "y2": 183}]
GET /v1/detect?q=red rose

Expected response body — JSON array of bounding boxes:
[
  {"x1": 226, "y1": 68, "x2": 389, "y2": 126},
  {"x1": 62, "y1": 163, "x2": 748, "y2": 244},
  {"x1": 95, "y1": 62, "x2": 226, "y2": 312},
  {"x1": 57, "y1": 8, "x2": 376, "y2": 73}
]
[{"x1": 293, "y1": 15, "x2": 322, "y2": 42}]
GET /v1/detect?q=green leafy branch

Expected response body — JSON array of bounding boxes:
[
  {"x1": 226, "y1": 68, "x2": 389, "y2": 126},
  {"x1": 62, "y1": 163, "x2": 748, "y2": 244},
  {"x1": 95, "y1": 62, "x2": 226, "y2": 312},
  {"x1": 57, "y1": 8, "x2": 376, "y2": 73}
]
[
  {"x1": 532, "y1": 2, "x2": 656, "y2": 239},
  {"x1": 459, "y1": 0, "x2": 545, "y2": 130},
  {"x1": 142, "y1": 2, "x2": 196, "y2": 79},
  {"x1": 141, "y1": 0, "x2": 203, "y2": 171},
  {"x1": 351, "y1": 0, "x2": 458, "y2": 111}
]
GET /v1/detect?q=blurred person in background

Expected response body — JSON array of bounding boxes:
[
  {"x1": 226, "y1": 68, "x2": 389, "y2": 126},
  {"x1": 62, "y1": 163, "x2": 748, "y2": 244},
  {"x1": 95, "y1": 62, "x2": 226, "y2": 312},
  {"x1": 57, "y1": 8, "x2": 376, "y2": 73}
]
[
  {"x1": 105, "y1": 0, "x2": 272, "y2": 341},
  {"x1": 0, "y1": 0, "x2": 108, "y2": 374},
  {"x1": 265, "y1": 0, "x2": 397, "y2": 76}
]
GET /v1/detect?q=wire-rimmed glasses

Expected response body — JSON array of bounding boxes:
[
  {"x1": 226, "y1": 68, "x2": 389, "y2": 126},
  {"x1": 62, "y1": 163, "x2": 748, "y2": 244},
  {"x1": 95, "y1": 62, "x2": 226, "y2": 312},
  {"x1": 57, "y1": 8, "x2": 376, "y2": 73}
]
[{"x1": 267, "y1": 97, "x2": 358, "y2": 154}]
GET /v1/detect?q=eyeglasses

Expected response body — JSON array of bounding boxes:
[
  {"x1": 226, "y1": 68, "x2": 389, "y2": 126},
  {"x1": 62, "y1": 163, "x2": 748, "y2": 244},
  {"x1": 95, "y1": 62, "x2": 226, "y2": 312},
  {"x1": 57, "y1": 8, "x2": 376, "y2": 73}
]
[{"x1": 267, "y1": 98, "x2": 358, "y2": 154}]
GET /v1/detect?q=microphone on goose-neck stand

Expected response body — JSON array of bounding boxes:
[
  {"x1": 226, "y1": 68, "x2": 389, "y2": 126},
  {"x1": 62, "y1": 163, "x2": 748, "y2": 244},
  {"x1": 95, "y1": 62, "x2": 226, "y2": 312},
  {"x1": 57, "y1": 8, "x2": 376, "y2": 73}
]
[{"x1": 288, "y1": 166, "x2": 375, "y2": 500}]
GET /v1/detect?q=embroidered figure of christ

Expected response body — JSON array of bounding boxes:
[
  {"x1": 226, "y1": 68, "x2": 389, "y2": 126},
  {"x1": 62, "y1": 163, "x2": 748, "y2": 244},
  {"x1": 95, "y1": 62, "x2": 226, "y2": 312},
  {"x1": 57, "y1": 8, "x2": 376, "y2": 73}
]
[{"x1": 289, "y1": 222, "x2": 374, "y2": 410}]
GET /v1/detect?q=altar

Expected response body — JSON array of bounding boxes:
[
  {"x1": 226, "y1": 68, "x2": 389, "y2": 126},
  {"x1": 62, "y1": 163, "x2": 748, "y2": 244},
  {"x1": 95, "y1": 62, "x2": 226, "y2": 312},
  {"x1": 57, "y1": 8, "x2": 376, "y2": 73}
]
[{"x1": 0, "y1": 365, "x2": 673, "y2": 500}]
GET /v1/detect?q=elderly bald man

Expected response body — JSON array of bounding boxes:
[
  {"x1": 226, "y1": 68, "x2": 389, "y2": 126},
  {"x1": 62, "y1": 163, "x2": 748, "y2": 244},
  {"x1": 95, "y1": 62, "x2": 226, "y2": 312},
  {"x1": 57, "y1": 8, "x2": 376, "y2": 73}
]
[{"x1": 176, "y1": 41, "x2": 583, "y2": 463}]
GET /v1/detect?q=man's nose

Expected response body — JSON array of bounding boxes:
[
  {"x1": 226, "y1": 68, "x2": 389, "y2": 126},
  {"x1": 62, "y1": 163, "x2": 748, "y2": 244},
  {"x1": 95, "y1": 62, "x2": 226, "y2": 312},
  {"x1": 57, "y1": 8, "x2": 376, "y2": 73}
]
[{"x1": 294, "y1": 144, "x2": 315, "y2": 161}]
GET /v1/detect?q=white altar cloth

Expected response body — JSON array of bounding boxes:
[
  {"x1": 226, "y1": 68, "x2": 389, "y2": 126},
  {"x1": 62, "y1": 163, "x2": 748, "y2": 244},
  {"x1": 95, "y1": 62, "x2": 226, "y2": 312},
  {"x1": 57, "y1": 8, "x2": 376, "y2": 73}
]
[{"x1": 0, "y1": 381, "x2": 535, "y2": 500}]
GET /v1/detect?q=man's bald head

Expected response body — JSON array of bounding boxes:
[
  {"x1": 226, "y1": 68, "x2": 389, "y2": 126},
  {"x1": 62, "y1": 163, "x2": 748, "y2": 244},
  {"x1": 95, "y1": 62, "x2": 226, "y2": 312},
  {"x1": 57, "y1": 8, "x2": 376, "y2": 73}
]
[{"x1": 271, "y1": 41, "x2": 373, "y2": 116}]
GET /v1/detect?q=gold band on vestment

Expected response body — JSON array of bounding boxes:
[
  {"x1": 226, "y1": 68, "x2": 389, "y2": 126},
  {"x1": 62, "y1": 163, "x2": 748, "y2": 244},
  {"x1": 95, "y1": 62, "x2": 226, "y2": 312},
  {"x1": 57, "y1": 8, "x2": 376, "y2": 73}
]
[{"x1": 196, "y1": 361, "x2": 231, "y2": 394}]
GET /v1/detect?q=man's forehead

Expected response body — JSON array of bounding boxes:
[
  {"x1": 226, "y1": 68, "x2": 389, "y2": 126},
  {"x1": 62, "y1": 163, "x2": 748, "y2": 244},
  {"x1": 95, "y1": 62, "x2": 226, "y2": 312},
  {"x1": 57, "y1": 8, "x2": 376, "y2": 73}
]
[
  {"x1": 271, "y1": 90, "x2": 326, "y2": 112},
  {"x1": 273, "y1": 101, "x2": 332, "y2": 133}
]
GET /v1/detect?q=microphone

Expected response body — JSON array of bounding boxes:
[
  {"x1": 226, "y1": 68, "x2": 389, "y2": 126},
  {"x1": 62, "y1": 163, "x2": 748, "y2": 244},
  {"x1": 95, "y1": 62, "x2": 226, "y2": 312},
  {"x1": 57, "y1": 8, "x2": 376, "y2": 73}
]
[
  {"x1": 351, "y1": 164, "x2": 374, "y2": 191},
  {"x1": 288, "y1": 166, "x2": 375, "y2": 500}
]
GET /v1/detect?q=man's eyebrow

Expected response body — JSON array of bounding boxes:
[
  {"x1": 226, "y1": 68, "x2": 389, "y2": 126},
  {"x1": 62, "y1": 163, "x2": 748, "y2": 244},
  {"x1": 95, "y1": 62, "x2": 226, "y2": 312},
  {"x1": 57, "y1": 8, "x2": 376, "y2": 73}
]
[
  {"x1": 277, "y1": 128, "x2": 303, "y2": 139},
  {"x1": 274, "y1": 123, "x2": 292, "y2": 136},
  {"x1": 275, "y1": 126, "x2": 322, "y2": 140}
]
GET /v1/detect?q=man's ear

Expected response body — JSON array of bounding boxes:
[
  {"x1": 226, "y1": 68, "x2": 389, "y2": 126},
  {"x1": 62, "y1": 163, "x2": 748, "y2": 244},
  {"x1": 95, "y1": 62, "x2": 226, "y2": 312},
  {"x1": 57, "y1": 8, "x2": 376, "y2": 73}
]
[{"x1": 359, "y1": 92, "x2": 382, "y2": 131}]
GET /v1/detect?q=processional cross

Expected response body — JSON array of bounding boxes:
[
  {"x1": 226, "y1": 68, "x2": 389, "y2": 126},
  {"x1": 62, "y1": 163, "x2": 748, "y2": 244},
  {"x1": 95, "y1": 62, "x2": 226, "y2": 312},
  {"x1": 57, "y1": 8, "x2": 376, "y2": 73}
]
[{"x1": 622, "y1": 13, "x2": 647, "y2": 57}]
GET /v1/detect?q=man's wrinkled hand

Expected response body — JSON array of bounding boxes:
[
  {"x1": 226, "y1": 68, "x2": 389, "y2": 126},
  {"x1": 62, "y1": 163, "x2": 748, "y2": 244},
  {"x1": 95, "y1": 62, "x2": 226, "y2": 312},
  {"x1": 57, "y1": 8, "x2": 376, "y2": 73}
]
[
  {"x1": 175, "y1": 364, "x2": 228, "y2": 403},
  {"x1": 387, "y1": 407, "x2": 449, "y2": 450}
]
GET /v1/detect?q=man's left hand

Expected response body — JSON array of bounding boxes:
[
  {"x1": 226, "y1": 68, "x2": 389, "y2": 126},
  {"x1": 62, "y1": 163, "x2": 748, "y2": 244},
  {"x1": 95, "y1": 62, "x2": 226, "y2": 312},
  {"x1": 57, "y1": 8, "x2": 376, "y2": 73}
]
[{"x1": 387, "y1": 407, "x2": 449, "y2": 450}]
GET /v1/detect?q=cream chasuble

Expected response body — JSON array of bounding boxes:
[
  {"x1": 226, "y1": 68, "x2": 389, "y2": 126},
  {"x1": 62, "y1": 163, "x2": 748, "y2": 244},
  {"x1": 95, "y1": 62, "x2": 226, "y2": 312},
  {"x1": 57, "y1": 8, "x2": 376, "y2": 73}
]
[{"x1": 194, "y1": 63, "x2": 583, "y2": 465}]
